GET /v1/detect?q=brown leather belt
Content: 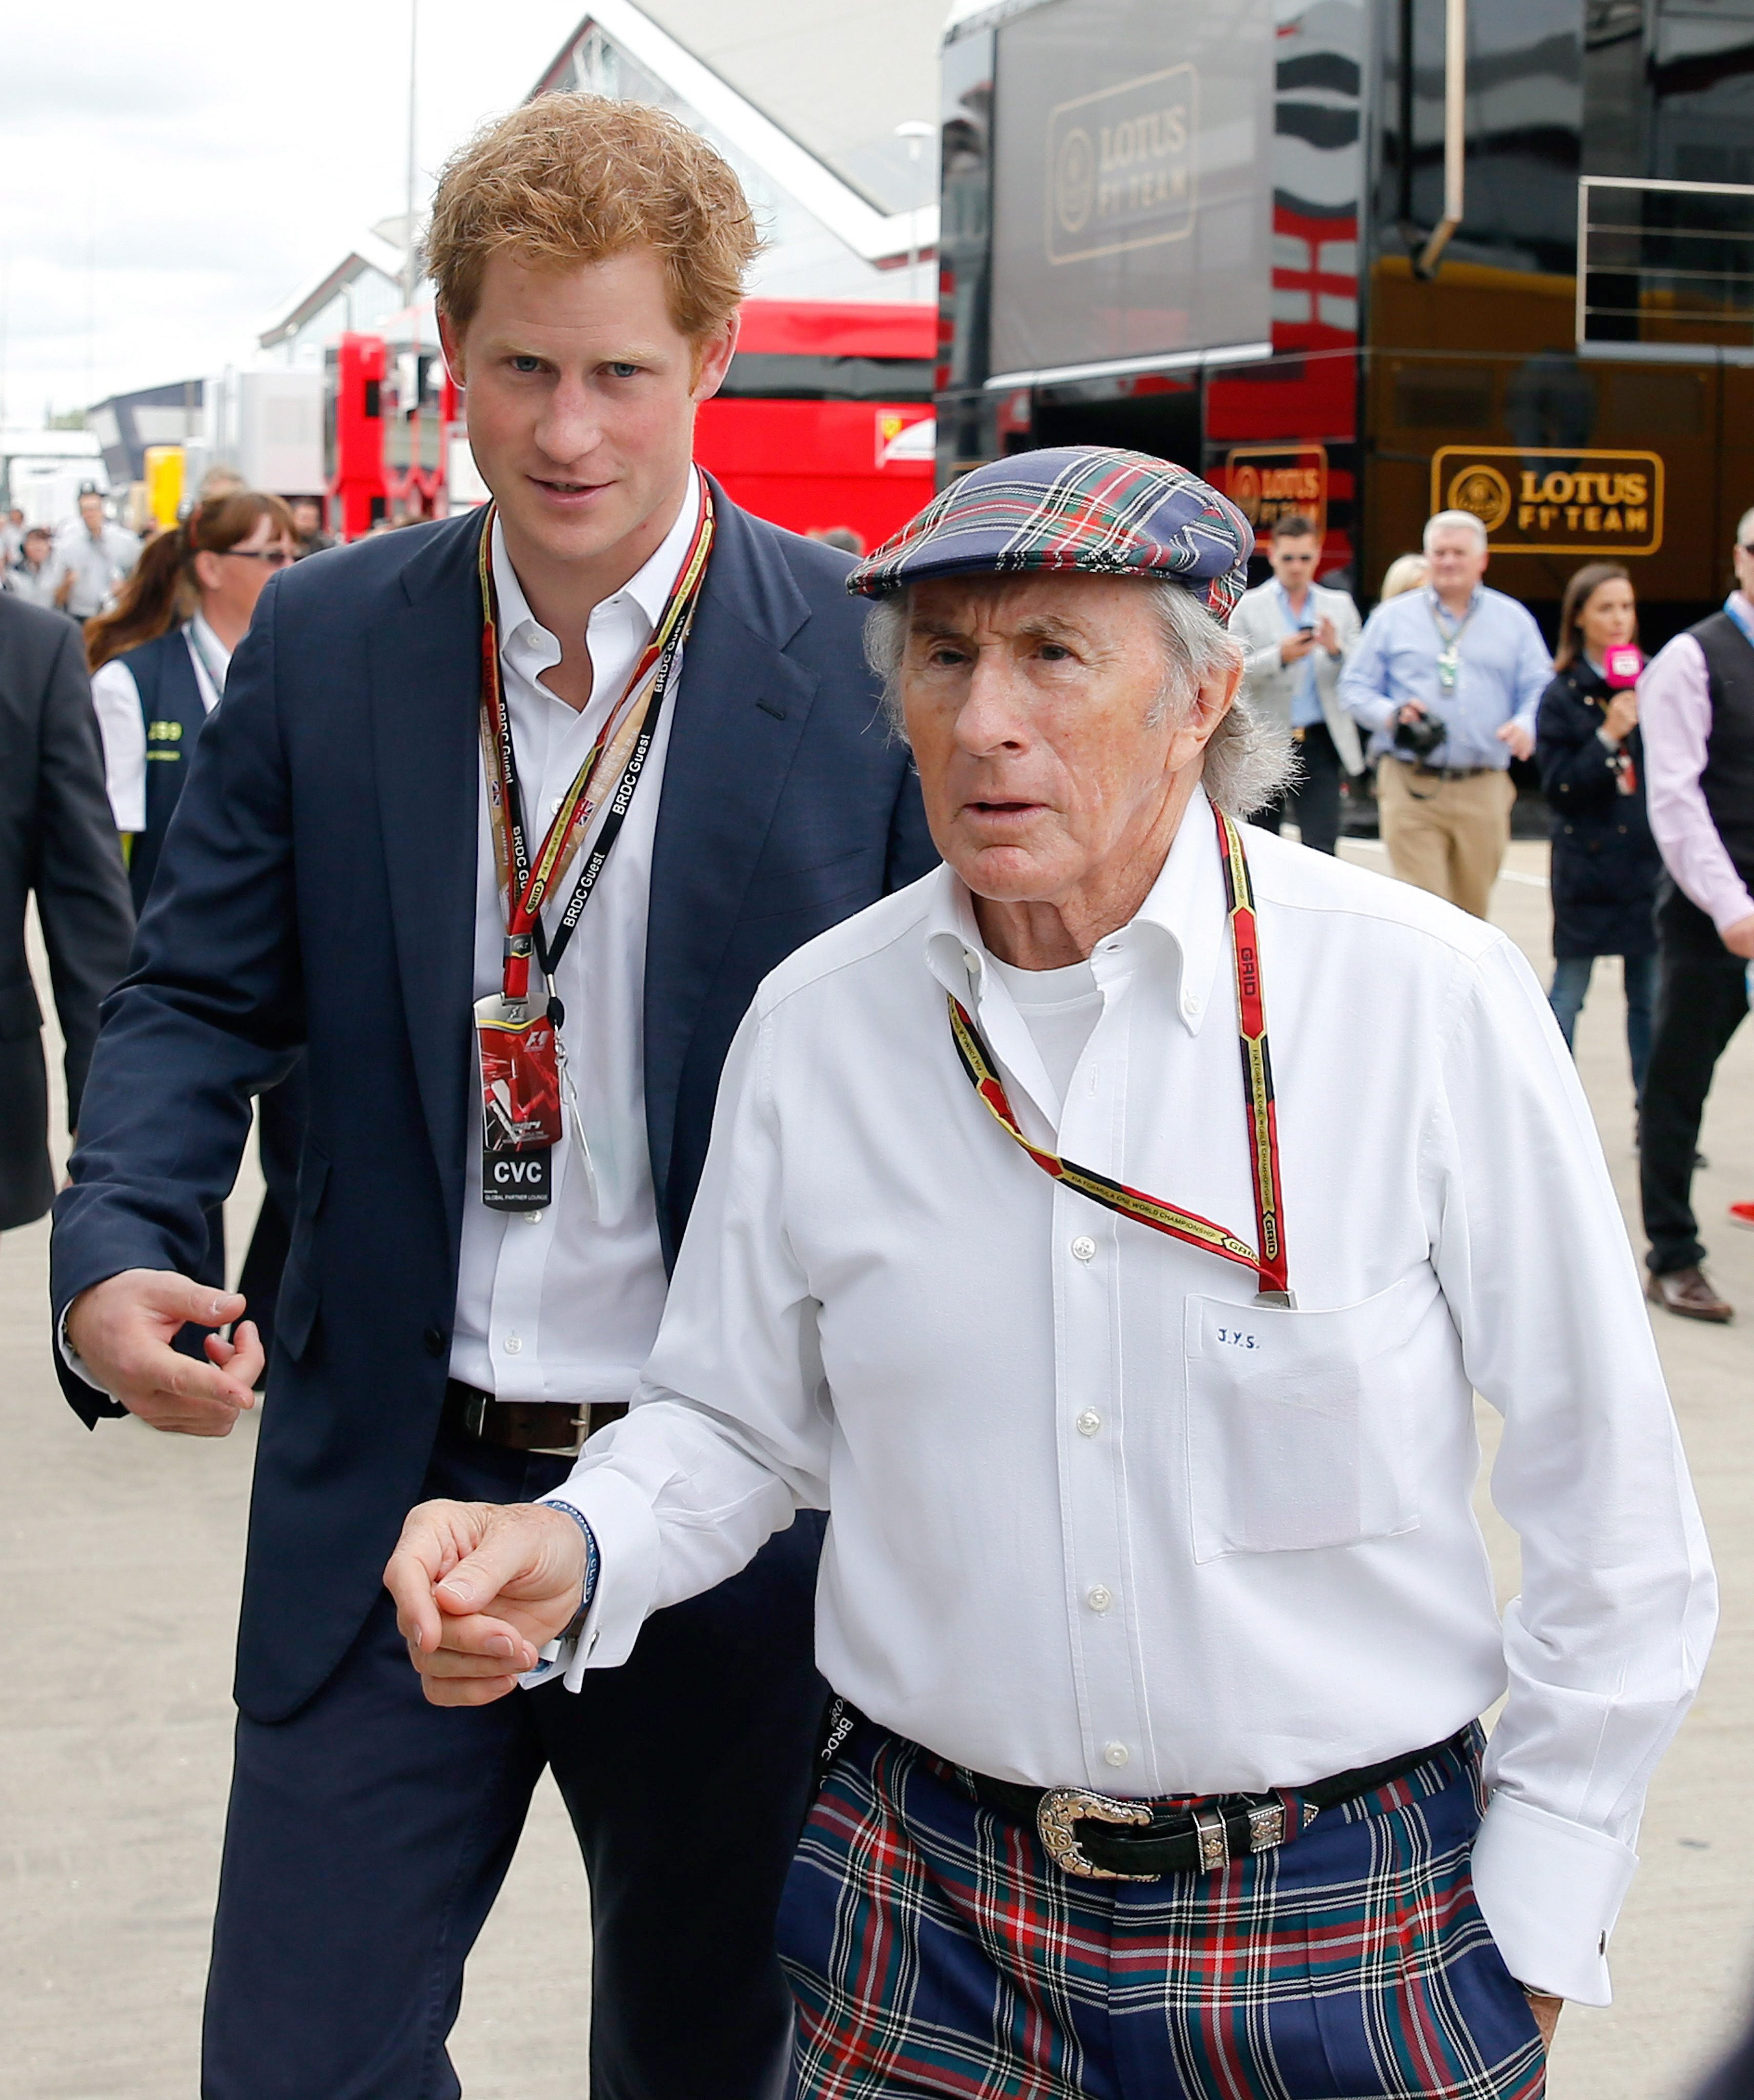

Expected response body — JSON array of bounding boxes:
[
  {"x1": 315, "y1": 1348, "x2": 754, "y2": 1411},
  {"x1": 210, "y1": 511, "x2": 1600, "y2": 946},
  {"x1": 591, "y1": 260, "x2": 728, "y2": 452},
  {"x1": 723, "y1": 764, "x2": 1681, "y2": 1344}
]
[{"x1": 441, "y1": 1379, "x2": 627, "y2": 1456}]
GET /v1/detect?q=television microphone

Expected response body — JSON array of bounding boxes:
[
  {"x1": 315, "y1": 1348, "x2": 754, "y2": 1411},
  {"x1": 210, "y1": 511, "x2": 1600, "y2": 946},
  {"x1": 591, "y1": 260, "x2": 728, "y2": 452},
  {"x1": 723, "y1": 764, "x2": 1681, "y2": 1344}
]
[{"x1": 1603, "y1": 644, "x2": 1643, "y2": 689}]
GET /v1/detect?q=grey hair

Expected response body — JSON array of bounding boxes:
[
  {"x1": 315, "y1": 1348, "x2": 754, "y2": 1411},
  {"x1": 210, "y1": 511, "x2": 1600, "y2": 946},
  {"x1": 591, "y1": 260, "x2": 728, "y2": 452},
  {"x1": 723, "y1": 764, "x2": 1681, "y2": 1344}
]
[
  {"x1": 1423, "y1": 508, "x2": 1488, "y2": 554},
  {"x1": 862, "y1": 579, "x2": 1296, "y2": 819}
]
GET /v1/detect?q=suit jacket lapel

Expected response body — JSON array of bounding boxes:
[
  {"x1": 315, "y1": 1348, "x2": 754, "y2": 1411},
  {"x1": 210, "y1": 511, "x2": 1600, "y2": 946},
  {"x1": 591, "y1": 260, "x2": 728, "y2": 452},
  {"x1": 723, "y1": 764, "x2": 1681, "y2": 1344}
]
[
  {"x1": 366, "y1": 516, "x2": 483, "y2": 1243},
  {"x1": 644, "y1": 489, "x2": 816, "y2": 1241}
]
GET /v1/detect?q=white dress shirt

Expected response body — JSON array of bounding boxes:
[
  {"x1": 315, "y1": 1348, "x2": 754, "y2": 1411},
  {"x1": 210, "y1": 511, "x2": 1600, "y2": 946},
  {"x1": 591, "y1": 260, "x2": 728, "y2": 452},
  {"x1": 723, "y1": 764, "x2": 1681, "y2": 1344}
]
[
  {"x1": 550, "y1": 789, "x2": 1714, "y2": 2006},
  {"x1": 1639, "y1": 602, "x2": 1754, "y2": 934},
  {"x1": 447, "y1": 475, "x2": 699, "y2": 1405},
  {"x1": 49, "y1": 519, "x2": 140, "y2": 619},
  {"x1": 89, "y1": 616, "x2": 229, "y2": 833}
]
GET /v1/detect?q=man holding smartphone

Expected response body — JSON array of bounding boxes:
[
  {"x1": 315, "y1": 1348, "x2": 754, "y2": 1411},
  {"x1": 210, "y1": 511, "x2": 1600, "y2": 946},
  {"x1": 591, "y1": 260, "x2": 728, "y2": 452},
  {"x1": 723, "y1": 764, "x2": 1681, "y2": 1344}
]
[{"x1": 1229, "y1": 511, "x2": 1362, "y2": 854}]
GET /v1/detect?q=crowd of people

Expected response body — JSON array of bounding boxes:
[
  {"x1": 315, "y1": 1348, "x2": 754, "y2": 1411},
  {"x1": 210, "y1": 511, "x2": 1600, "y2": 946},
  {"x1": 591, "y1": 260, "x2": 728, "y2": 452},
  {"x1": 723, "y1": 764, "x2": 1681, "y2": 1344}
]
[
  {"x1": 1234, "y1": 506, "x2": 1753, "y2": 1320},
  {"x1": 0, "y1": 84, "x2": 1749, "y2": 2100}
]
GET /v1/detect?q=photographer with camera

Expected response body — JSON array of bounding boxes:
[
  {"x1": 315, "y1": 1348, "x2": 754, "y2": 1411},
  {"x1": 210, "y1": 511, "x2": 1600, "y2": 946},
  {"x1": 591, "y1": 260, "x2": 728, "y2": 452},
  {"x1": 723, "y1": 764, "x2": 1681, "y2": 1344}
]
[{"x1": 1341, "y1": 510, "x2": 1551, "y2": 918}]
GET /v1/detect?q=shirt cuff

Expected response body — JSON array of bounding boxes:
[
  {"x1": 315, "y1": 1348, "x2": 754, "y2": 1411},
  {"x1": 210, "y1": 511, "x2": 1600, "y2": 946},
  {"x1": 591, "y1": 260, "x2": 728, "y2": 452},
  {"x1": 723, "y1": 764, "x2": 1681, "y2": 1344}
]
[
  {"x1": 531, "y1": 1465, "x2": 663, "y2": 1690},
  {"x1": 1709, "y1": 883, "x2": 1754, "y2": 938},
  {"x1": 1470, "y1": 1791, "x2": 1638, "y2": 2006},
  {"x1": 57, "y1": 1305, "x2": 113, "y2": 1397}
]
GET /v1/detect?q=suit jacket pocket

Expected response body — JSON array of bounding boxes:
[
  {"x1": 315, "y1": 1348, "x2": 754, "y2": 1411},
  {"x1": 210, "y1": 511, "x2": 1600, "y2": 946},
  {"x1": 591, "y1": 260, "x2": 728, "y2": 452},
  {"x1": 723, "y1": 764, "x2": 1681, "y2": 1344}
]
[
  {"x1": 1184, "y1": 1268, "x2": 1433, "y2": 1560},
  {"x1": 276, "y1": 1148, "x2": 330, "y2": 1362},
  {"x1": 738, "y1": 842, "x2": 883, "y2": 925}
]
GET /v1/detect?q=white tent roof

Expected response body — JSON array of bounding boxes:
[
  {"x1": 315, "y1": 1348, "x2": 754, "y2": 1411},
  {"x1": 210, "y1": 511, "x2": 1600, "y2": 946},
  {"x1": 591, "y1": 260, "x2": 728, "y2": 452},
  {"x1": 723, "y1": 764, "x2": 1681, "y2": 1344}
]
[{"x1": 618, "y1": 0, "x2": 947, "y2": 213}]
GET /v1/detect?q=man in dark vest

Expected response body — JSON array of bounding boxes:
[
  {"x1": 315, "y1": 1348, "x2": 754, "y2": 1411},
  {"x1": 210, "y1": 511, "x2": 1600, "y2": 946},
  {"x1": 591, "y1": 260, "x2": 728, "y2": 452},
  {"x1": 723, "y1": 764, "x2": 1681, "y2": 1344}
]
[
  {"x1": 51, "y1": 96, "x2": 933, "y2": 2099},
  {"x1": 1637, "y1": 507, "x2": 1754, "y2": 1320}
]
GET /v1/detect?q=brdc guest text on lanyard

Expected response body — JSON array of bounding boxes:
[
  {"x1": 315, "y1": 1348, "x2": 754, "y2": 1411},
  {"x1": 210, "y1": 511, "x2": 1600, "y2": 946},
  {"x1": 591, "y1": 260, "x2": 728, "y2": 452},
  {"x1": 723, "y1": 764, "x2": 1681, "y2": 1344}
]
[
  {"x1": 473, "y1": 483, "x2": 715, "y2": 1211},
  {"x1": 948, "y1": 802, "x2": 1294, "y2": 1307}
]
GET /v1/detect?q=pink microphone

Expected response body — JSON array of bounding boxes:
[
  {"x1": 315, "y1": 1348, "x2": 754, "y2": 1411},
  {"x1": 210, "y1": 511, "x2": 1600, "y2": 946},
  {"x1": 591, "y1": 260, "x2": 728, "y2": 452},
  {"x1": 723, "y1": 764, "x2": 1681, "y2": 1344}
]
[{"x1": 1604, "y1": 644, "x2": 1644, "y2": 689}]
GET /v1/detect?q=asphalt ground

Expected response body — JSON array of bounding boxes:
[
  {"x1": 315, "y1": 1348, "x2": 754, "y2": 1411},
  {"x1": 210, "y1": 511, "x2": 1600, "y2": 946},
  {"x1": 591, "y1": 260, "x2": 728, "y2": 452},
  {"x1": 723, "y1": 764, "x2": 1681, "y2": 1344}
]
[{"x1": 3, "y1": 835, "x2": 1751, "y2": 2099}]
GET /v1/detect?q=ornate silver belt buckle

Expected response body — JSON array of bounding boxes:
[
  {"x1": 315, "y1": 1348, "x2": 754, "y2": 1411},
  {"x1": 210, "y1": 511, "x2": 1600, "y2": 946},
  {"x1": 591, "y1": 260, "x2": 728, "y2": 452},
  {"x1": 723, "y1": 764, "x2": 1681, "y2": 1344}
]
[
  {"x1": 1035, "y1": 1788, "x2": 1156, "y2": 1880},
  {"x1": 1191, "y1": 1804, "x2": 1230, "y2": 1873}
]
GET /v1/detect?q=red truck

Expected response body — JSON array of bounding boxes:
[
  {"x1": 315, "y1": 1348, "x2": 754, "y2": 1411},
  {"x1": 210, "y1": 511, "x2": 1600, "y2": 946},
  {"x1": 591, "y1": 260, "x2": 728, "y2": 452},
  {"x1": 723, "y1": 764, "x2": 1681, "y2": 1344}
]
[{"x1": 325, "y1": 298, "x2": 935, "y2": 553}]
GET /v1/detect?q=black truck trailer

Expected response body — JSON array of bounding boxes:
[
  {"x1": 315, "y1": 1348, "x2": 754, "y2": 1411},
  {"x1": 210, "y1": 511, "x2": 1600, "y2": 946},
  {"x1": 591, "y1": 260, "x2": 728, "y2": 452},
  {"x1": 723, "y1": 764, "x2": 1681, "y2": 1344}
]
[{"x1": 936, "y1": 0, "x2": 1754, "y2": 640}]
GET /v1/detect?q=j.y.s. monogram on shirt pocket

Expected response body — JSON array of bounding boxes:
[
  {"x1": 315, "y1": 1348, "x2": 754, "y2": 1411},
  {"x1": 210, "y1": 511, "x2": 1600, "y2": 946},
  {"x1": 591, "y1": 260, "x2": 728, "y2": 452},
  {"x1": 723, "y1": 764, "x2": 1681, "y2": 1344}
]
[{"x1": 1183, "y1": 1267, "x2": 1434, "y2": 1560}]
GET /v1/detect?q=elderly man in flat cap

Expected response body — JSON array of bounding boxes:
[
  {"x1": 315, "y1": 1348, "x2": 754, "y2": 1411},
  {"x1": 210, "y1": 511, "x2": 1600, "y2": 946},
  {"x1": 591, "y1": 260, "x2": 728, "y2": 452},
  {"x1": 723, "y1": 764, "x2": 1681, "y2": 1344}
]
[{"x1": 387, "y1": 449, "x2": 1712, "y2": 2099}]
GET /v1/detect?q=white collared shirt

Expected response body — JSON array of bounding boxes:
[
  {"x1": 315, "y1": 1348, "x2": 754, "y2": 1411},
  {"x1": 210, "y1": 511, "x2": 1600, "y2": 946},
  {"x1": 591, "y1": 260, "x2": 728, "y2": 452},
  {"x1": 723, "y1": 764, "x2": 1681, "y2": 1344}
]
[
  {"x1": 89, "y1": 614, "x2": 231, "y2": 833},
  {"x1": 550, "y1": 789, "x2": 1714, "y2": 2006},
  {"x1": 447, "y1": 473, "x2": 699, "y2": 1404}
]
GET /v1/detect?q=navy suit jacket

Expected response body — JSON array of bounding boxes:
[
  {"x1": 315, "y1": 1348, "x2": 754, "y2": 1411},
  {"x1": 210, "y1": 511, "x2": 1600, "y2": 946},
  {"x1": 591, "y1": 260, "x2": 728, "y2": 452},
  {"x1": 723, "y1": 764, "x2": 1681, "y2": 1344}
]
[{"x1": 51, "y1": 489, "x2": 935, "y2": 1721}]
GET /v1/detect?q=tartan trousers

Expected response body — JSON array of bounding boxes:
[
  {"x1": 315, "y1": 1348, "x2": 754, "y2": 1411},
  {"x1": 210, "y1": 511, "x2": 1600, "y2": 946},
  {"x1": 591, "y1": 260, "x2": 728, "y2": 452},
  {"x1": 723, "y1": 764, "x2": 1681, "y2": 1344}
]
[{"x1": 777, "y1": 1722, "x2": 1545, "y2": 2100}]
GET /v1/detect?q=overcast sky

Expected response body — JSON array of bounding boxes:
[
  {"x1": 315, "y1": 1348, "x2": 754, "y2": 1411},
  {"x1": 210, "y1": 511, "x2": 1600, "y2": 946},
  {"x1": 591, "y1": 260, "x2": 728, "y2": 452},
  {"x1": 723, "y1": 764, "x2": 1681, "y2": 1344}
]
[{"x1": 2, "y1": 1, "x2": 592, "y2": 426}]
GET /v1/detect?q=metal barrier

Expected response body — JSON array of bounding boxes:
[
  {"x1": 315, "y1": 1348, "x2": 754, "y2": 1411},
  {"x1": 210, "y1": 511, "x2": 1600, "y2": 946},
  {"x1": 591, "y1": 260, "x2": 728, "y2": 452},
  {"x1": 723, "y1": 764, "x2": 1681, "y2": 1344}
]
[{"x1": 1576, "y1": 175, "x2": 1754, "y2": 352}]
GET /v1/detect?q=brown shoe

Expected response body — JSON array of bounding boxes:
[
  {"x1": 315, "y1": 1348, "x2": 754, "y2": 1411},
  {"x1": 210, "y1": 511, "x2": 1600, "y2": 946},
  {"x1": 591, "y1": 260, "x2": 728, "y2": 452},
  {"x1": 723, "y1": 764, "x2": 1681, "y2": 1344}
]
[{"x1": 1647, "y1": 1267, "x2": 1734, "y2": 1322}]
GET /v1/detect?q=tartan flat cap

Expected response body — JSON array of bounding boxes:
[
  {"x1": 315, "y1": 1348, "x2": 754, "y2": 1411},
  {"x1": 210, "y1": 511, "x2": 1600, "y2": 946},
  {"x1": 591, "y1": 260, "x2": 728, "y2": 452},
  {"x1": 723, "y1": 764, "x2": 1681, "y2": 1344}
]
[{"x1": 846, "y1": 445, "x2": 1253, "y2": 623}]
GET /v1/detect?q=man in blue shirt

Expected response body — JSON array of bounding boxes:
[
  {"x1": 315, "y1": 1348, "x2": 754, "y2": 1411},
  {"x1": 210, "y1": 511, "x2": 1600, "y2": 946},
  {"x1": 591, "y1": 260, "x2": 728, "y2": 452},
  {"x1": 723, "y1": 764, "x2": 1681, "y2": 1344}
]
[{"x1": 1340, "y1": 510, "x2": 1551, "y2": 918}]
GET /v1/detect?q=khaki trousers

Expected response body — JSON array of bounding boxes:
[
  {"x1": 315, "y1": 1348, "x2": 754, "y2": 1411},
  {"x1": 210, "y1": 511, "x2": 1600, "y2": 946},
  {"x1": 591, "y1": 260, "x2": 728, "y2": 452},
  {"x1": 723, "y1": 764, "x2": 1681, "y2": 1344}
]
[{"x1": 1375, "y1": 759, "x2": 1516, "y2": 920}]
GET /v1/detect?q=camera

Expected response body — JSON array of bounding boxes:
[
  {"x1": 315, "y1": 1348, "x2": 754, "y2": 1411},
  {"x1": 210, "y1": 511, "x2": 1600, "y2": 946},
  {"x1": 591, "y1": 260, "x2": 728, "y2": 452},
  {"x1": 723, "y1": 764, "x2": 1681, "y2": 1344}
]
[{"x1": 1393, "y1": 710, "x2": 1449, "y2": 761}]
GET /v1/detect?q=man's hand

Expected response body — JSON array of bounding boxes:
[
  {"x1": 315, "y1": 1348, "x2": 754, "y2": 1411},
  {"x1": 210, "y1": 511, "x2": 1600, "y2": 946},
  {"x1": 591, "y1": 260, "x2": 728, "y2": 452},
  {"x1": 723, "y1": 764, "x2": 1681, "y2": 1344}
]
[
  {"x1": 1314, "y1": 613, "x2": 1341, "y2": 656},
  {"x1": 65, "y1": 1269, "x2": 263, "y2": 1436},
  {"x1": 1396, "y1": 699, "x2": 1426, "y2": 725},
  {"x1": 1525, "y1": 1992, "x2": 1562, "y2": 2050},
  {"x1": 1279, "y1": 629, "x2": 1318, "y2": 665},
  {"x1": 1720, "y1": 911, "x2": 1754, "y2": 960},
  {"x1": 384, "y1": 1500, "x2": 587, "y2": 1707},
  {"x1": 1497, "y1": 718, "x2": 1536, "y2": 761}
]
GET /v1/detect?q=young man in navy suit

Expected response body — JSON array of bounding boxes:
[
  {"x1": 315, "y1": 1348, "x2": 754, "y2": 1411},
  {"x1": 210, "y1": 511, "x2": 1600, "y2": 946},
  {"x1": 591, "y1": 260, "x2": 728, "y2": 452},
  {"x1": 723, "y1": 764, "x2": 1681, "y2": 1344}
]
[{"x1": 53, "y1": 96, "x2": 934, "y2": 2100}]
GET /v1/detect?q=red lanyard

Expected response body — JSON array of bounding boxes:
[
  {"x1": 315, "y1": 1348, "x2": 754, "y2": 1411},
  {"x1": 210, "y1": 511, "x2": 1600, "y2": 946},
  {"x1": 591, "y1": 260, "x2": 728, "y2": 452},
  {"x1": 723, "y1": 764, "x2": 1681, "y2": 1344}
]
[
  {"x1": 476, "y1": 485, "x2": 715, "y2": 1005},
  {"x1": 947, "y1": 800, "x2": 1292, "y2": 1305}
]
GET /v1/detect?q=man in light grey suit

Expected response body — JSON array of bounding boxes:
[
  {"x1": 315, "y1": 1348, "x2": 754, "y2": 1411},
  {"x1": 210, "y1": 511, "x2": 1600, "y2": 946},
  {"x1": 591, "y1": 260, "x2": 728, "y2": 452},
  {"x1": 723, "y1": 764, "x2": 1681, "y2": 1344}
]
[{"x1": 1230, "y1": 512, "x2": 1363, "y2": 854}]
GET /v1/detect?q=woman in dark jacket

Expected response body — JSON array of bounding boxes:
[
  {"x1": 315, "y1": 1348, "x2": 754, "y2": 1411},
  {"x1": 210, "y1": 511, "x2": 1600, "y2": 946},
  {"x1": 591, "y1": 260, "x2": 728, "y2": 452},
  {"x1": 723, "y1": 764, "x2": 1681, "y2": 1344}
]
[{"x1": 1535, "y1": 561, "x2": 1662, "y2": 1099}]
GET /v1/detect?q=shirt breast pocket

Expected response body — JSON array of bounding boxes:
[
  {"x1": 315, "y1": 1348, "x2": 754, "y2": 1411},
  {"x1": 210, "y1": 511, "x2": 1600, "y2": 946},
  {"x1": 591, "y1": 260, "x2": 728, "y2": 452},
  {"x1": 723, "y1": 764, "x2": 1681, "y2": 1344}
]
[{"x1": 1182, "y1": 1269, "x2": 1434, "y2": 1561}]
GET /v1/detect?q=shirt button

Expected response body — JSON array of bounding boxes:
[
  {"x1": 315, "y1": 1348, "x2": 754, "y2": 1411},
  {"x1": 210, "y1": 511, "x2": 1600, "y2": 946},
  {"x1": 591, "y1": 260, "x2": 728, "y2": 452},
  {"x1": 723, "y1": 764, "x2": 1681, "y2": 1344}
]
[
  {"x1": 1104, "y1": 1742, "x2": 1130, "y2": 1768},
  {"x1": 1071, "y1": 1235, "x2": 1096, "y2": 1262},
  {"x1": 502, "y1": 1332, "x2": 523, "y2": 1355},
  {"x1": 1076, "y1": 1409, "x2": 1102, "y2": 1437},
  {"x1": 1086, "y1": 1584, "x2": 1113, "y2": 1613},
  {"x1": 1185, "y1": 993, "x2": 1202, "y2": 1016}
]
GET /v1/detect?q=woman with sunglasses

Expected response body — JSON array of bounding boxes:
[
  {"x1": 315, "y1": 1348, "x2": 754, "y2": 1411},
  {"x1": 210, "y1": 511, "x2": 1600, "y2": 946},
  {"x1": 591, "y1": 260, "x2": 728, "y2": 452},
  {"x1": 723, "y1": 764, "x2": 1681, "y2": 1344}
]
[
  {"x1": 85, "y1": 489, "x2": 302, "y2": 1355},
  {"x1": 86, "y1": 489, "x2": 297, "y2": 908},
  {"x1": 1535, "y1": 560, "x2": 1662, "y2": 1102}
]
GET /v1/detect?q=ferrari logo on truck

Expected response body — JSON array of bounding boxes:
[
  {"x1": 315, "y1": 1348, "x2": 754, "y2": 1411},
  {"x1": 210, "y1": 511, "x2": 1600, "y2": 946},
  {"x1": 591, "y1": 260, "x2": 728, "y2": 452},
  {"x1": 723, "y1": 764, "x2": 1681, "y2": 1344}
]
[{"x1": 1432, "y1": 447, "x2": 1664, "y2": 556}]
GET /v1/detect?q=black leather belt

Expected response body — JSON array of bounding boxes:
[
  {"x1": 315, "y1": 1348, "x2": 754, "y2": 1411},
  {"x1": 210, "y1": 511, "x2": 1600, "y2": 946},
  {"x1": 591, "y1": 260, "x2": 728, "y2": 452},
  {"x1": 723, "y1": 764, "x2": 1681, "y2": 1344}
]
[
  {"x1": 441, "y1": 1379, "x2": 627, "y2": 1456},
  {"x1": 1400, "y1": 759, "x2": 1492, "y2": 781},
  {"x1": 972, "y1": 1728, "x2": 1473, "y2": 1881}
]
